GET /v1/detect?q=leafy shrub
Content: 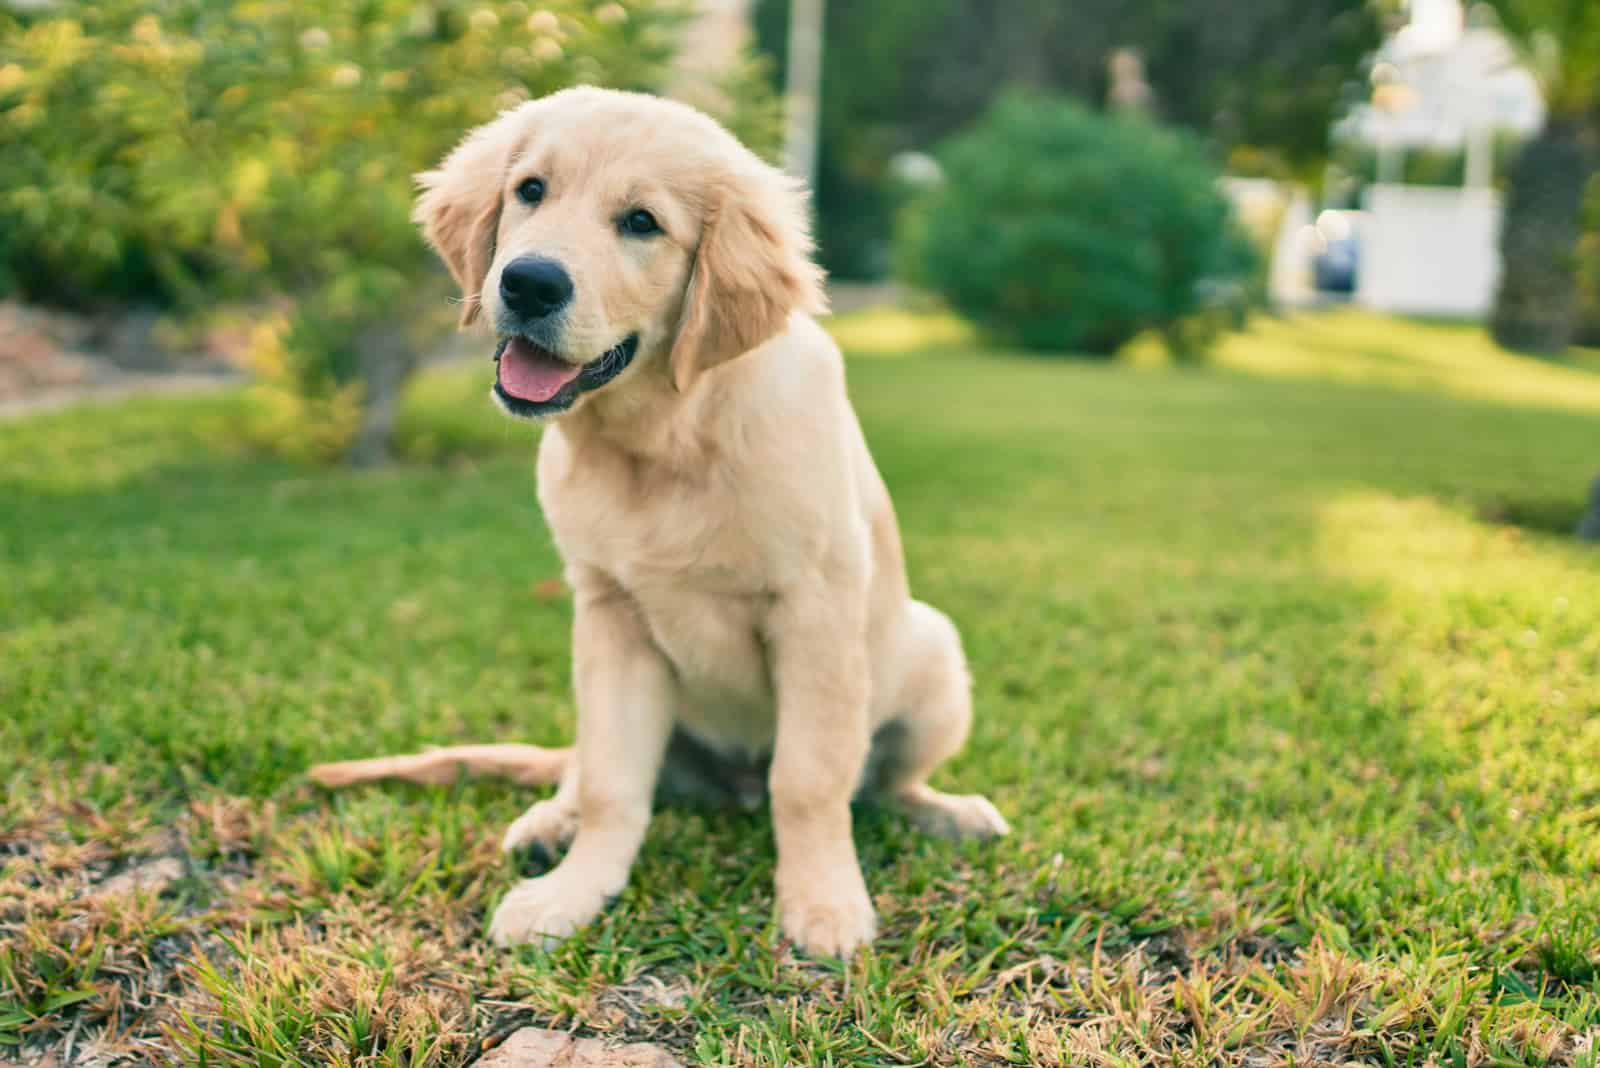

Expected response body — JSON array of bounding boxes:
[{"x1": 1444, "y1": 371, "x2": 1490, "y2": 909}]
[
  {"x1": 0, "y1": 0, "x2": 694, "y2": 459},
  {"x1": 898, "y1": 91, "x2": 1256, "y2": 359},
  {"x1": 0, "y1": 1, "x2": 684, "y2": 310}
]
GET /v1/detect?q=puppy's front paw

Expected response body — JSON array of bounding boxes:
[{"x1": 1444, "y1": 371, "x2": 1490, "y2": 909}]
[
  {"x1": 489, "y1": 874, "x2": 606, "y2": 948},
  {"x1": 501, "y1": 798, "x2": 579, "y2": 859},
  {"x1": 780, "y1": 876, "x2": 877, "y2": 958}
]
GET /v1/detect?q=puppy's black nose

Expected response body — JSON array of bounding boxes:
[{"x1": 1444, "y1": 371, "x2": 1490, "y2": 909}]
[{"x1": 499, "y1": 256, "x2": 573, "y2": 319}]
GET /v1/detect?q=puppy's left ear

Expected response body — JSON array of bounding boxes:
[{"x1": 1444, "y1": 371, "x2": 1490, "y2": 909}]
[
  {"x1": 670, "y1": 166, "x2": 827, "y2": 392},
  {"x1": 414, "y1": 106, "x2": 525, "y2": 327}
]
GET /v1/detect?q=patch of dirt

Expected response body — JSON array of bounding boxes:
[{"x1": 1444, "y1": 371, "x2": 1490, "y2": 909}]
[
  {"x1": 0, "y1": 301, "x2": 243, "y2": 418},
  {"x1": 81, "y1": 858, "x2": 185, "y2": 901},
  {"x1": 0, "y1": 297, "x2": 484, "y2": 419}
]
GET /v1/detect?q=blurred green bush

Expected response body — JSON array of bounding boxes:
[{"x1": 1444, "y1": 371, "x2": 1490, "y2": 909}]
[
  {"x1": 0, "y1": 0, "x2": 694, "y2": 460},
  {"x1": 899, "y1": 92, "x2": 1255, "y2": 360}
]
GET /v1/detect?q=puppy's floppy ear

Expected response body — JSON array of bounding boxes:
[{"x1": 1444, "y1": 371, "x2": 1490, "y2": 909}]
[
  {"x1": 670, "y1": 165, "x2": 827, "y2": 392},
  {"x1": 413, "y1": 107, "x2": 525, "y2": 327}
]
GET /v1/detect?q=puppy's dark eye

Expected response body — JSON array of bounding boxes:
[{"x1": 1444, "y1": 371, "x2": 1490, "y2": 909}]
[
  {"x1": 516, "y1": 177, "x2": 545, "y2": 206},
  {"x1": 620, "y1": 208, "x2": 660, "y2": 237}
]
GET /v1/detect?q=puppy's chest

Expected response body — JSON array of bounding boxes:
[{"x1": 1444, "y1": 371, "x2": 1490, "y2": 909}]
[
  {"x1": 541, "y1": 452, "x2": 780, "y2": 745},
  {"x1": 544, "y1": 458, "x2": 768, "y2": 591}
]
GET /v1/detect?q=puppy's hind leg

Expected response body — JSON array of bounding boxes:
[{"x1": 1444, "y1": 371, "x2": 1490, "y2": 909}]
[
  {"x1": 877, "y1": 602, "x2": 1009, "y2": 841},
  {"x1": 307, "y1": 743, "x2": 571, "y2": 789}
]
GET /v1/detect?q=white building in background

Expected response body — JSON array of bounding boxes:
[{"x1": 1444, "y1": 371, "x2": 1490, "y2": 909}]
[
  {"x1": 1321, "y1": 0, "x2": 1545, "y2": 318},
  {"x1": 1334, "y1": 0, "x2": 1544, "y2": 186}
]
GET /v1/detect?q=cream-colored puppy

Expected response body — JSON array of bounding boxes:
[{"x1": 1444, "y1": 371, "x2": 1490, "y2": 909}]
[{"x1": 310, "y1": 87, "x2": 1007, "y2": 958}]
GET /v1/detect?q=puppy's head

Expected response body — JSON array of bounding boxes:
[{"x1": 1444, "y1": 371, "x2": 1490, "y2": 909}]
[{"x1": 414, "y1": 87, "x2": 825, "y2": 420}]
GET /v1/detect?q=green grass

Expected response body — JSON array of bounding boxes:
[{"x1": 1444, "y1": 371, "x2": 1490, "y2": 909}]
[{"x1": 3, "y1": 307, "x2": 1599, "y2": 1065}]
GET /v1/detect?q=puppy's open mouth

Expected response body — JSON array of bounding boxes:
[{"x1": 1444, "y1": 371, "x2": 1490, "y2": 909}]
[{"x1": 492, "y1": 334, "x2": 639, "y2": 418}]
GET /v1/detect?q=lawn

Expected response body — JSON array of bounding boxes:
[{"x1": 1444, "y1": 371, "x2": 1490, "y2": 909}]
[{"x1": 3, "y1": 308, "x2": 1599, "y2": 1066}]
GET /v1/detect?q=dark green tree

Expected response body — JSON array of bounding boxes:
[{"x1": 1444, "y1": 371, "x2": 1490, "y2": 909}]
[
  {"x1": 1479, "y1": 2, "x2": 1600, "y2": 540},
  {"x1": 1481, "y1": 1, "x2": 1600, "y2": 355}
]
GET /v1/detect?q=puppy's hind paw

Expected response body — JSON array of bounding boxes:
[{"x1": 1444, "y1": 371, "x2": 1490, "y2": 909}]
[{"x1": 897, "y1": 785, "x2": 1010, "y2": 840}]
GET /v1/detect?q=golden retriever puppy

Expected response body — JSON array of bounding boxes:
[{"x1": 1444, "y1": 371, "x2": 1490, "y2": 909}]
[{"x1": 309, "y1": 87, "x2": 1007, "y2": 958}]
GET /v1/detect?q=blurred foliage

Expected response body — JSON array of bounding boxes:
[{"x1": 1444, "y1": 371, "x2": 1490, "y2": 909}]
[
  {"x1": 688, "y1": 44, "x2": 786, "y2": 164},
  {"x1": 1482, "y1": 0, "x2": 1600, "y2": 126},
  {"x1": 247, "y1": 315, "x2": 367, "y2": 464},
  {"x1": 901, "y1": 92, "x2": 1256, "y2": 361},
  {"x1": 1332, "y1": 135, "x2": 1525, "y2": 189},
  {"x1": 752, "y1": 0, "x2": 944, "y2": 278},
  {"x1": 754, "y1": 0, "x2": 1379, "y2": 278},
  {"x1": 0, "y1": 0, "x2": 683, "y2": 309},
  {"x1": 0, "y1": 0, "x2": 689, "y2": 458}
]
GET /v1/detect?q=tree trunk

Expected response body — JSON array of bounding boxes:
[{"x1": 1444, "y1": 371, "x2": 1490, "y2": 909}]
[
  {"x1": 1580, "y1": 471, "x2": 1600, "y2": 542},
  {"x1": 347, "y1": 322, "x2": 419, "y2": 467},
  {"x1": 1491, "y1": 118, "x2": 1595, "y2": 355},
  {"x1": 1577, "y1": 178, "x2": 1600, "y2": 347}
]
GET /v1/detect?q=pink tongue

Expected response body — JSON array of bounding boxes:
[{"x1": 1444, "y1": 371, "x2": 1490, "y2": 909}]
[{"x1": 498, "y1": 338, "x2": 582, "y2": 402}]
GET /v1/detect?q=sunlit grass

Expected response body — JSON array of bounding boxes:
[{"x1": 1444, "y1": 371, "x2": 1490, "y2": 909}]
[
  {"x1": 822, "y1": 305, "x2": 976, "y2": 356},
  {"x1": 1209, "y1": 309, "x2": 1600, "y2": 414},
  {"x1": 3, "y1": 309, "x2": 1598, "y2": 1065}
]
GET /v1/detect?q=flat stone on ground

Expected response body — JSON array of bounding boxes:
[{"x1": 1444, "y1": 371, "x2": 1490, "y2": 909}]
[
  {"x1": 88, "y1": 857, "x2": 186, "y2": 899},
  {"x1": 475, "y1": 1028, "x2": 683, "y2": 1068}
]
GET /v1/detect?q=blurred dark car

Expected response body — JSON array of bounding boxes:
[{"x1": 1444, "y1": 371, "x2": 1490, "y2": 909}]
[{"x1": 1313, "y1": 235, "x2": 1359, "y2": 294}]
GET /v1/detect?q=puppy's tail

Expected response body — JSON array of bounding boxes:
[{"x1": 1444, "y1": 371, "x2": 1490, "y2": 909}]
[{"x1": 307, "y1": 744, "x2": 570, "y2": 789}]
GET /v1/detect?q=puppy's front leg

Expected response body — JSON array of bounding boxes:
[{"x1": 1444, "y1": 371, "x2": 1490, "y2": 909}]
[
  {"x1": 490, "y1": 583, "x2": 673, "y2": 948},
  {"x1": 768, "y1": 591, "x2": 876, "y2": 957}
]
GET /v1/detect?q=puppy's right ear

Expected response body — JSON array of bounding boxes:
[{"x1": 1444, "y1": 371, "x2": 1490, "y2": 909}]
[{"x1": 414, "y1": 108, "x2": 524, "y2": 327}]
